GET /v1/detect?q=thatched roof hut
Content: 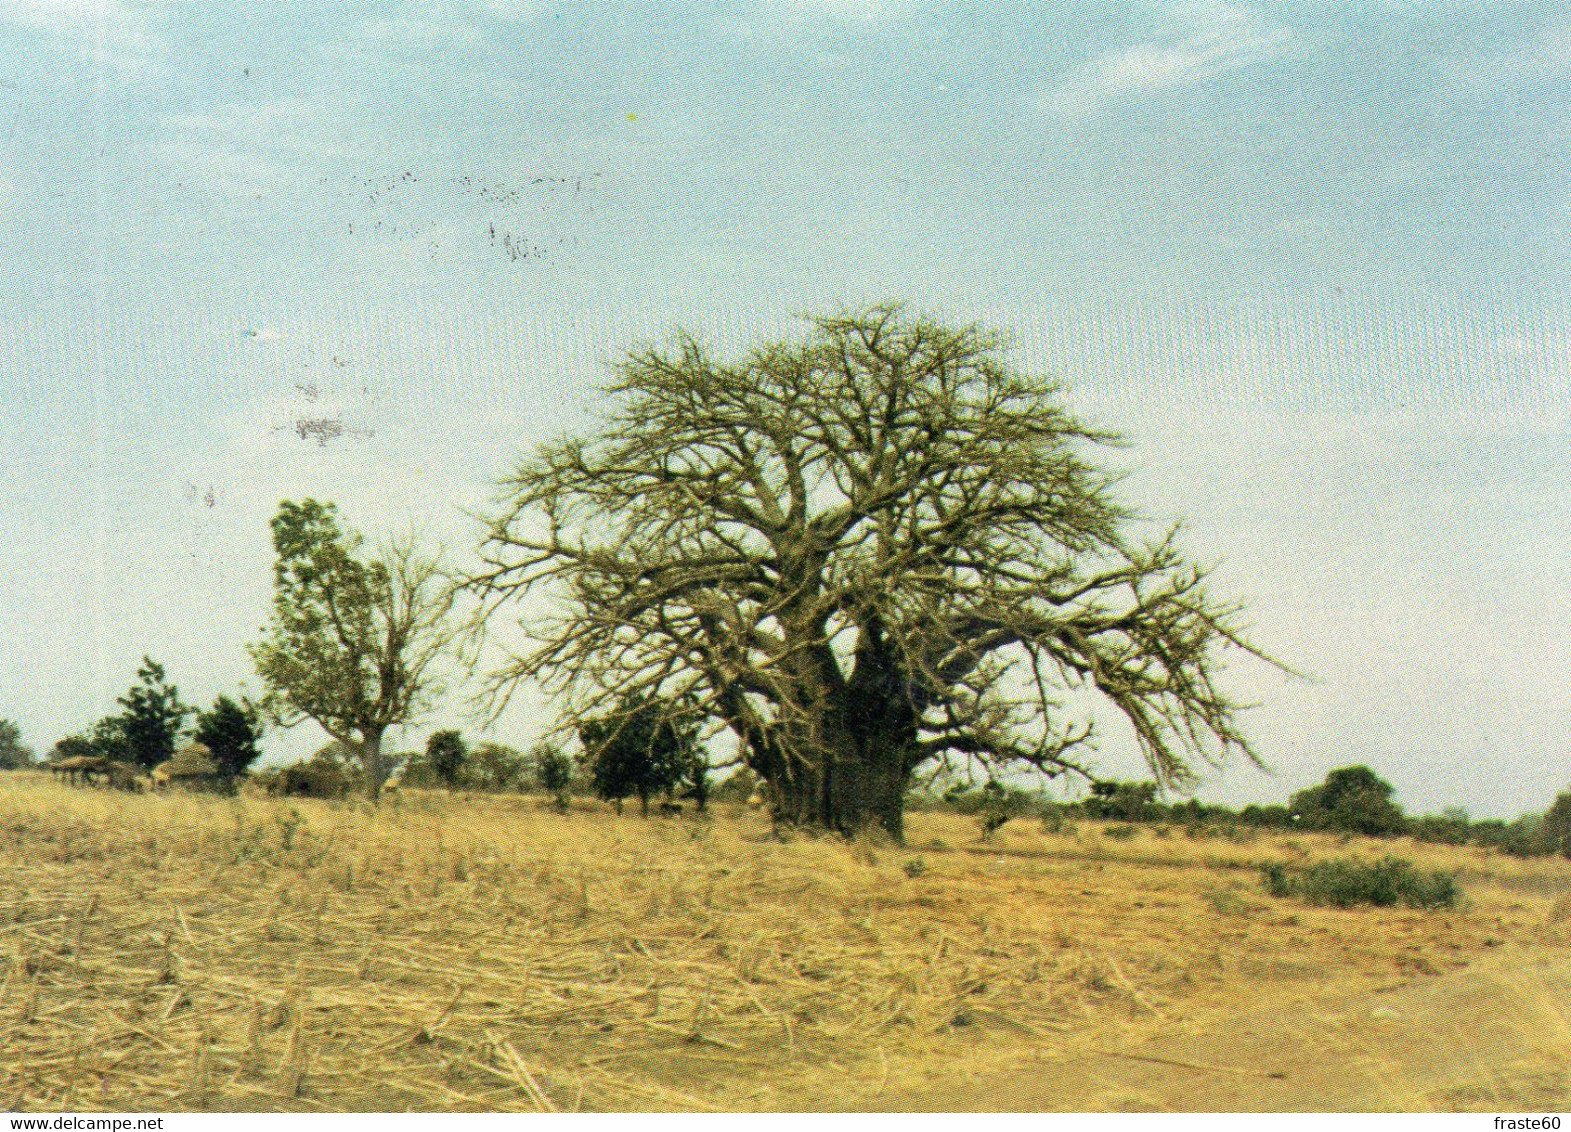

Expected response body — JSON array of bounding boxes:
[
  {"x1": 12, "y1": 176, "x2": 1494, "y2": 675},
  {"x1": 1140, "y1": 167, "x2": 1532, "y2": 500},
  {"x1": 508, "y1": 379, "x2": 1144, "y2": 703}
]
[{"x1": 154, "y1": 743, "x2": 220, "y2": 787}]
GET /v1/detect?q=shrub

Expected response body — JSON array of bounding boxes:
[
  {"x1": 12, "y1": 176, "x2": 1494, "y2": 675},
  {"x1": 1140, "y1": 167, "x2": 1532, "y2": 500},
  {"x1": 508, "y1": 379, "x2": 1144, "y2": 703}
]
[
  {"x1": 256, "y1": 747, "x2": 358, "y2": 799},
  {"x1": 1261, "y1": 855, "x2": 1458, "y2": 911},
  {"x1": 580, "y1": 694, "x2": 695, "y2": 815},
  {"x1": 0, "y1": 719, "x2": 34, "y2": 770},
  {"x1": 1102, "y1": 823, "x2": 1138, "y2": 840},
  {"x1": 1543, "y1": 791, "x2": 1571, "y2": 858},
  {"x1": 462, "y1": 742, "x2": 530, "y2": 793},
  {"x1": 425, "y1": 730, "x2": 468, "y2": 789},
  {"x1": 1290, "y1": 765, "x2": 1407, "y2": 837},
  {"x1": 1409, "y1": 814, "x2": 1472, "y2": 846},
  {"x1": 1238, "y1": 803, "x2": 1295, "y2": 829},
  {"x1": 1082, "y1": 781, "x2": 1159, "y2": 823},
  {"x1": 533, "y1": 743, "x2": 573, "y2": 810}
]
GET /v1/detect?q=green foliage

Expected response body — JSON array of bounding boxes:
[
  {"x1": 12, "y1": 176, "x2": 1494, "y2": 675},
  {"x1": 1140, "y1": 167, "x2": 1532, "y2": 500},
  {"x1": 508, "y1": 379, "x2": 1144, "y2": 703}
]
[
  {"x1": 533, "y1": 743, "x2": 573, "y2": 809},
  {"x1": 580, "y1": 694, "x2": 696, "y2": 815},
  {"x1": 0, "y1": 719, "x2": 34, "y2": 770},
  {"x1": 425, "y1": 730, "x2": 468, "y2": 789},
  {"x1": 1083, "y1": 780, "x2": 1159, "y2": 822},
  {"x1": 87, "y1": 716, "x2": 131, "y2": 762},
  {"x1": 50, "y1": 734, "x2": 98, "y2": 763},
  {"x1": 194, "y1": 695, "x2": 264, "y2": 780},
  {"x1": 462, "y1": 741, "x2": 529, "y2": 793},
  {"x1": 1261, "y1": 856, "x2": 1458, "y2": 910},
  {"x1": 1238, "y1": 803, "x2": 1295, "y2": 829},
  {"x1": 257, "y1": 743, "x2": 359, "y2": 799},
  {"x1": 1409, "y1": 813, "x2": 1472, "y2": 847},
  {"x1": 1543, "y1": 791, "x2": 1571, "y2": 858},
  {"x1": 1290, "y1": 765, "x2": 1407, "y2": 837},
  {"x1": 116, "y1": 657, "x2": 192, "y2": 770},
  {"x1": 250, "y1": 499, "x2": 461, "y2": 798}
]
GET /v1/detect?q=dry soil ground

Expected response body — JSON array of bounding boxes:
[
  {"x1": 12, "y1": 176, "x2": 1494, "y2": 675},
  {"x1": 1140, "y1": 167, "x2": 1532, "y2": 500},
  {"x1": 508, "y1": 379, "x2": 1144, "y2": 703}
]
[{"x1": 0, "y1": 771, "x2": 1567, "y2": 1112}]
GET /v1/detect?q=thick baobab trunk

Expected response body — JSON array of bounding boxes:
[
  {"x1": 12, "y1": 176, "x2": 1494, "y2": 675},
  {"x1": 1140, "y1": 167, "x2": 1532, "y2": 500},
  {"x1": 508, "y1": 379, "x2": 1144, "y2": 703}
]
[
  {"x1": 358, "y1": 729, "x2": 390, "y2": 801},
  {"x1": 762, "y1": 726, "x2": 913, "y2": 843}
]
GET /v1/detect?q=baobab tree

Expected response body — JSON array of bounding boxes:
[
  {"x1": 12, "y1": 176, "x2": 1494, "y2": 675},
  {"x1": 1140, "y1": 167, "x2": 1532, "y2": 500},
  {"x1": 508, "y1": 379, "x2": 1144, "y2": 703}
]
[
  {"x1": 474, "y1": 306, "x2": 1274, "y2": 840},
  {"x1": 251, "y1": 499, "x2": 465, "y2": 800}
]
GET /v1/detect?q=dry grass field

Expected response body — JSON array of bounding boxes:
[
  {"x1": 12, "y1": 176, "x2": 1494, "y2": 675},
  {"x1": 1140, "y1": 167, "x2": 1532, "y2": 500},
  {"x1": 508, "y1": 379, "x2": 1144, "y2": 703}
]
[{"x1": 0, "y1": 770, "x2": 1568, "y2": 1113}]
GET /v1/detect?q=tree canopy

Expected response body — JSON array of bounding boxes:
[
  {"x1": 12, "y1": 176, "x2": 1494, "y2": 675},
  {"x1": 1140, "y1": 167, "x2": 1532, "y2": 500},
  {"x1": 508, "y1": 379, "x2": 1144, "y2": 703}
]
[
  {"x1": 194, "y1": 695, "x2": 264, "y2": 780},
  {"x1": 0, "y1": 719, "x2": 33, "y2": 770},
  {"x1": 580, "y1": 694, "x2": 696, "y2": 816},
  {"x1": 250, "y1": 499, "x2": 464, "y2": 799},
  {"x1": 476, "y1": 306, "x2": 1271, "y2": 839},
  {"x1": 425, "y1": 729, "x2": 468, "y2": 789},
  {"x1": 117, "y1": 657, "x2": 192, "y2": 770},
  {"x1": 1290, "y1": 765, "x2": 1407, "y2": 837}
]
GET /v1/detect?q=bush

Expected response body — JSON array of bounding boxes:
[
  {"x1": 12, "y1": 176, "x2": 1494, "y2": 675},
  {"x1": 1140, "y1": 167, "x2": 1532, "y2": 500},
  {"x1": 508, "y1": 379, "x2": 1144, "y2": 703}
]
[
  {"x1": 1409, "y1": 814, "x2": 1472, "y2": 847},
  {"x1": 256, "y1": 748, "x2": 358, "y2": 799},
  {"x1": 1290, "y1": 765, "x2": 1407, "y2": 837},
  {"x1": 1543, "y1": 791, "x2": 1571, "y2": 858},
  {"x1": 461, "y1": 742, "x2": 530, "y2": 793},
  {"x1": 1261, "y1": 855, "x2": 1458, "y2": 911},
  {"x1": 1238, "y1": 803, "x2": 1295, "y2": 829},
  {"x1": 425, "y1": 730, "x2": 468, "y2": 789},
  {"x1": 1082, "y1": 781, "x2": 1159, "y2": 823},
  {"x1": 533, "y1": 743, "x2": 573, "y2": 810}
]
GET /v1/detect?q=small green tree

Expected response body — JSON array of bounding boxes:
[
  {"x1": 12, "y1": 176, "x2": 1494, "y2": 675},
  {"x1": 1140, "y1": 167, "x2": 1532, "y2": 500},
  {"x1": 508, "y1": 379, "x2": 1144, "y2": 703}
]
[
  {"x1": 1290, "y1": 765, "x2": 1406, "y2": 837},
  {"x1": 425, "y1": 730, "x2": 468, "y2": 789},
  {"x1": 250, "y1": 499, "x2": 464, "y2": 800},
  {"x1": 533, "y1": 743, "x2": 573, "y2": 810},
  {"x1": 1541, "y1": 790, "x2": 1571, "y2": 858},
  {"x1": 580, "y1": 694, "x2": 694, "y2": 816},
  {"x1": 87, "y1": 716, "x2": 131, "y2": 763},
  {"x1": 464, "y1": 741, "x2": 529, "y2": 792},
  {"x1": 194, "y1": 695, "x2": 264, "y2": 781},
  {"x1": 50, "y1": 734, "x2": 98, "y2": 763},
  {"x1": 0, "y1": 719, "x2": 33, "y2": 770},
  {"x1": 116, "y1": 657, "x2": 192, "y2": 769},
  {"x1": 1083, "y1": 780, "x2": 1160, "y2": 822}
]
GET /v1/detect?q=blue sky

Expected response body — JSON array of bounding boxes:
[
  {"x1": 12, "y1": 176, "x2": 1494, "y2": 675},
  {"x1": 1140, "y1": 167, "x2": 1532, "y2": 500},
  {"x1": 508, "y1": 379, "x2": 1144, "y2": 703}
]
[{"x1": 1, "y1": 0, "x2": 1568, "y2": 816}]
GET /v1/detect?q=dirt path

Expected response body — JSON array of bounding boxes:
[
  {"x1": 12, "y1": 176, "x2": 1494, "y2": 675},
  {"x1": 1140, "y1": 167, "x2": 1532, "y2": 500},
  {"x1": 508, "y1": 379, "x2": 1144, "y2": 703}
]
[{"x1": 874, "y1": 948, "x2": 1571, "y2": 1112}]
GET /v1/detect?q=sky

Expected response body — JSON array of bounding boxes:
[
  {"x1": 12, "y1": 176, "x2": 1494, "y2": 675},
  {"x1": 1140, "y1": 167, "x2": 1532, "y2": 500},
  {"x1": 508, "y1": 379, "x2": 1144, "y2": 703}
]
[{"x1": 1, "y1": 0, "x2": 1568, "y2": 817}]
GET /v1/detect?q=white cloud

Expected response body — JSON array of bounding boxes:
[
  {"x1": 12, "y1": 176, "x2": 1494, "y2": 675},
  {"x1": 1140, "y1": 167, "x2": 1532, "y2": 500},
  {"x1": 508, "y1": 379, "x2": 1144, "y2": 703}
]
[
  {"x1": 1044, "y1": 3, "x2": 1290, "y2": 118},
  {"x1": 470, "y1": 0, "x2": 540, "y2": 21},
  {"x1": 160, "y1": 97, "x2": 330, "y2": 198},
  {"x1": 0, "y1": 0, "x2": 164, "y2": 74},
  {"x1": 757, "y1": 0, "x2": 914, "y2": 24}
]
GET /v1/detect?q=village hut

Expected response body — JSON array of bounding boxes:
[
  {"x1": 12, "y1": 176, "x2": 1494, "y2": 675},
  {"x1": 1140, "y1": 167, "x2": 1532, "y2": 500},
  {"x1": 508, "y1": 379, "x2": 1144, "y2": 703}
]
[{"x1": 152, "y1": 742, "x2": 224, "y2": 792}]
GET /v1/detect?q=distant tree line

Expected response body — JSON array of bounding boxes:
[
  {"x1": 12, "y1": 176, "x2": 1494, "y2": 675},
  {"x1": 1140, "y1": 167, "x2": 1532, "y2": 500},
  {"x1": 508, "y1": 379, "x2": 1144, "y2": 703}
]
[
  {"x1": 3, "y1": 660, "x2": 263, "y2": 791},
  {"x1": 922, "y1": 764, "x2": 1571, "y2": 859}
]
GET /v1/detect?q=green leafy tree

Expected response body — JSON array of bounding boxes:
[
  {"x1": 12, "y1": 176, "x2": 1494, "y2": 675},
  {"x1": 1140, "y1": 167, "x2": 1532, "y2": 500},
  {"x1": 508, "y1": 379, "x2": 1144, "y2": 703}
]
[
  {"x1": 250, "y1": 499, "x2": 464, "y2": 799},
  {"x1": 580, "y1": 694, "x2": 695, "y2": 816},
  {"x1": 1541, "y1": 790, "x2": 1571, "y2": 858},
  {"x1": 50, "y1": 734, "x2": 98, "y2": 763},
  {"x1": 0, "y1": 719, "x2": 34, "y2": 770},
  {"x1": 425, "y1": 730, "x2": 468, "y2": 789},
  {"x1": 475, "y1": 306, "x2": 1272, "y2": 840},
  {"x1": 463, "y1": 741, "x2": 528, "y2": 792},
  {"x1": 1082, "y1": 780, "x2": 1160, "y2": 822},
  {"x1": 116, "y1": 657, "x2": 192, "y2": 769},
  {"x1": 194, "y1": 696, "x2": 264, "y2": 781},
  {"x1": 1290, "y1": 765, "x2": 1407, "y2": 837},
  {"x1": 88, "y1": 715, "x2": 131, "y2": 763},
  {"x1": 533, "y1": 742, "x2": 573, "y2": 810}
]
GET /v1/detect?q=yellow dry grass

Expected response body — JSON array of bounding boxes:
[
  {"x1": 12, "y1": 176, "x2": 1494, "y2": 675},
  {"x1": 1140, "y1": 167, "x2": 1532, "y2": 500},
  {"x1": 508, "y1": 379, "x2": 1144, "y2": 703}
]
[{"x1": 0, "y1": 771, "x2": 1567, "y2": 1112}]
